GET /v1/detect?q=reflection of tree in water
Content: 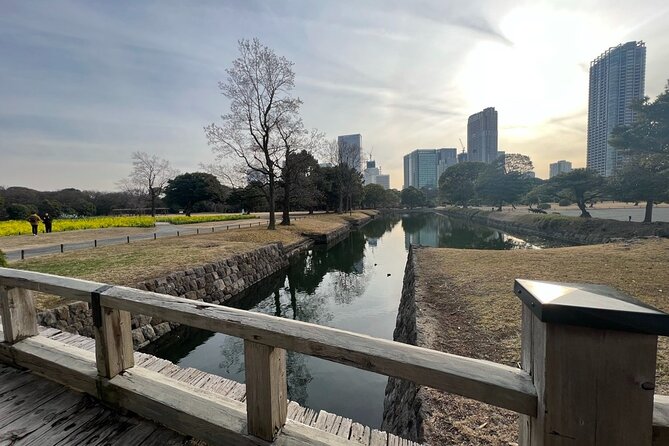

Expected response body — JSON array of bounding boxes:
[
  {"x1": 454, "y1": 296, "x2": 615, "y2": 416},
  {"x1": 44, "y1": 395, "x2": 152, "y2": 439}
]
[
  {"x1": 438, "y1": 219, "x2": 517, "y2": 250},
  {"x1": 362, "y1": 216, "x2": 400, "y2": 239},
  {"x1": 401, "y1": 213, "x2": 432, "y2": 233}
]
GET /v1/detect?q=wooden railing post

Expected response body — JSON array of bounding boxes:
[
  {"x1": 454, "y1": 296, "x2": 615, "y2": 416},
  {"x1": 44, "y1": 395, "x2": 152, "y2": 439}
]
[
  {"x1": 244, "y1": 340, "x2": 287, "y2": 441},
  {"x1": 516, "y1": 279, "x2": 668, "y2": 446},
  {"x1": 92, "y1": 289, "x2": 134, "y2": 378},
  {"x1": 0, "y1": 286, "x2": 38, "y2": 343}
]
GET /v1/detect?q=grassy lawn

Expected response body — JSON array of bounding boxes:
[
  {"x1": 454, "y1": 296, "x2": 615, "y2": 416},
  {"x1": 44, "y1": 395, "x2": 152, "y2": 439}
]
[
  {"x1": 13, "y1": 212, "x2": 373, "y2": 309},
  {"x1": 412, "y1": 238, "x2": 669, "y2": 444}
]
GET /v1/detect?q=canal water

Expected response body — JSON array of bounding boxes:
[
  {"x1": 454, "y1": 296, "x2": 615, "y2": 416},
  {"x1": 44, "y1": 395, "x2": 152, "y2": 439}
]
[{"x1": 145, "y1": 212, "x2": 549, "y2": 428}]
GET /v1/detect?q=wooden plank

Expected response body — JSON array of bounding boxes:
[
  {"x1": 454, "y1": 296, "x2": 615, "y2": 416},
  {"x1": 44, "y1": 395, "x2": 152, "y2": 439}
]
[
  {"x1": 655, "y1": 395, "x2": 669, "y2": 446},
  {"x1": 0, "y1": 268, "x2": 103, "y2": 304},
  {"x1": 21, "y1": 398, "x2": 108, "y2": 446},
  {"x1": 287, "y1": 400, "x2": 301, "y2": 420},
  {"x1": 349, "y1": 422, "x2": 368, "y2": 443},
  {"x1": 0, "y1": 286, "x2": 38, "y2": 343},
  {"x1": 139, "y1": 426, "x2": 188, "y2": 446},
  {"x1": 94, "y1": 305, "x2": 134, "y2": 379},
  {"x1": 0, "y1": 388, "x2": 83, "y2": 442},
  {"x1": 101, "y1": 285, "x2": 537, "y2": 416},
  {"x1": 336, "y1": 417, "x2": 353, "y2": 439},
  {"x1": 91, "y1": 417, "x2": 158, "y2": 445},
  {"x1": 277, "y1": 419, "x2": 365, "y2": 446},
  {"x1": 520, "y1": 309, "x2": 657, "y2": 446},
  {"x1": 244, "y1": 340, "x2": 287, "y2": 441},
  {"x1": 369, "y1": 429, "x2": 387, "y2": 446},
  {"x1": 100, "y1": 366, "x2": 261, "y2": 446},
  {"x1": 0, "y1": 376, "x2": 67, "y2": 428},
  {"x1": 0, "y1": 335, "x2": 98, "y2": 396}
]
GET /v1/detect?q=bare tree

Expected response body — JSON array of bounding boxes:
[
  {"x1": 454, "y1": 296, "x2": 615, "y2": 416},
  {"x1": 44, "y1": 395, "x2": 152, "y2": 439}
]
[
  {"x1": 277, "y1": 119, "x2": 324, "y2": 225},
  {"x1": 204, "y1": 38, "x2": 301, "y2": 230},
  {"x1": 119, "y1": 151, "x2": 177, "y2": 216}
]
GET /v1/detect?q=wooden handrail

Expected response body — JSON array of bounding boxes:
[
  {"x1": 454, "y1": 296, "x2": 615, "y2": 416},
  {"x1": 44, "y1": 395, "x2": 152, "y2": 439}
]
[
  {"x1": 2, "y1": 267, "x2": 668, "y2": 443},
  {"x1": 0, "y1": 267, "x2": 537, "y2": 416}
]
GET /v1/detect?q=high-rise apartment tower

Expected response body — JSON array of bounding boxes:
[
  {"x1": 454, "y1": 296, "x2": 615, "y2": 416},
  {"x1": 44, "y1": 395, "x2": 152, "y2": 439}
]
[
  {"x1": 587, "y1": 41, "x2": 646, "y2": 177},
  {"x1": 467, "y1": 107, "x2": 498, "y2": 164}
]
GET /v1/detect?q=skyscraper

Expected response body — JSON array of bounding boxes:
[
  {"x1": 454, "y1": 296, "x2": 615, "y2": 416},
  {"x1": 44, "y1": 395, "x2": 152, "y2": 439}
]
[
  {"x1": 587, "y1": 41, "x2": 646, "y2": 177},
  {"x1": 549, "y1": 160, "x2": 573, "y2": 178},
  {"x1": 337, "y1": 134, "x2": 363, "y2": 173},
  {"x1": 436, "y1": 148, "x2": 458, "y2": 181},
  {"x1": 467, "y1": 107, "x2": 498, "y2": 163},
  {"x1": 403, "y1": 148, "x2": 457, "y2": 189}
]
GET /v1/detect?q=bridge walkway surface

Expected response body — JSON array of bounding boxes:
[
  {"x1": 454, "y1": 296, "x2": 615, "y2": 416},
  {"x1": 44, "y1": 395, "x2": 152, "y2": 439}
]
[
  {"x1": 0, "y1": 325, "x2": 421, "y2": 446},
  {"x1": 0, "y1": 363, "x2": 188, "y2": 445}
]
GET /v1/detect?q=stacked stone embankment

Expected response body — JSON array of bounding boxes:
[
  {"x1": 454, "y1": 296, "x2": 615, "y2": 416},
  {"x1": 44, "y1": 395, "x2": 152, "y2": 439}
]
[
  {"x1": 38, "y1": 243, "x2": 290, "y2": 348},
  {"x1": 36, "y1": 213, "x2": 374, "y2": 348},
  {"x1": 438, "y1": 207, "x2": 669, "y2": 245}
]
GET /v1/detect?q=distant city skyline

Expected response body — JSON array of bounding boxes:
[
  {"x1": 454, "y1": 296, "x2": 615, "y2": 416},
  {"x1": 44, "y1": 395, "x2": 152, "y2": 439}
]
[{"x1": 2, "y1": 1, "x2": 669, "y2": 190}]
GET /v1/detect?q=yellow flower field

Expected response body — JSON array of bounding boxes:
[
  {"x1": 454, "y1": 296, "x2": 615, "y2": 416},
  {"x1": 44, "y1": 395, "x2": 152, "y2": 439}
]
[
  {"x1": 155, "y1": 214, "x2": 255, "y2": 225},
  {"x1": 0, "y1": 214, "x2": 255, "y2": 236},
  {"x1": 0, "y1": 216, "x2": 155, "y2": 237}
]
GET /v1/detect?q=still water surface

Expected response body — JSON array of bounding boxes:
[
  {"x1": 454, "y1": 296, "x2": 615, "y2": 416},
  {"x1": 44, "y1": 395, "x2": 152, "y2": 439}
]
[{"x1": 146, "y1": 213, "x2": 547, "y2": 428}]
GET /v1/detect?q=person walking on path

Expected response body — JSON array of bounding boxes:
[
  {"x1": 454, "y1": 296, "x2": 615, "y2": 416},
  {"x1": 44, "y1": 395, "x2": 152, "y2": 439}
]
[
  {"x1": 27, "y1": 212, "x2": 42, "y2": 236},
  {"x1": 42, "y1": 213, "x2": 53, "y2": 233}
]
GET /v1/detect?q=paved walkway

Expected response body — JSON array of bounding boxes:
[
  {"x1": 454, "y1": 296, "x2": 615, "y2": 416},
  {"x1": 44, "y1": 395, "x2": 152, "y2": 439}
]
[{"x1": 3, "y1": 212, "x2": 318, "y2": 262}]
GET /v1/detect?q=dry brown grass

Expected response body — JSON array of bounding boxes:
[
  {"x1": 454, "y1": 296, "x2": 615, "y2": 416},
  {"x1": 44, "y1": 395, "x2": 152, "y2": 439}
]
[
  {"x1": 12, "y1": 213, "x2": 373, "y2": 310},
  {"x1": 413, "y1": 238, "x2": 669, "y2": 444}
]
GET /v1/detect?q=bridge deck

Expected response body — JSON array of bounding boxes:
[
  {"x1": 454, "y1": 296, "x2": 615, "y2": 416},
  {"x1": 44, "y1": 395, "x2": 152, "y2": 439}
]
[
  {"x1": 0, "y1": 362, "x2": 188, "y2": 445},
  {"x1": 3, "y1": 326, "x2": 420, "y2": 446}
]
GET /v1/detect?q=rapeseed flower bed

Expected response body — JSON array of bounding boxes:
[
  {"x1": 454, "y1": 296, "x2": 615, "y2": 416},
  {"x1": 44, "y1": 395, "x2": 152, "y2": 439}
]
[
  {"x1": 0, "y1": 216, "x2": 155, "y2": 236},
  {"x1": 155, "y1": 214, "x2": 255, "y2": 225}
]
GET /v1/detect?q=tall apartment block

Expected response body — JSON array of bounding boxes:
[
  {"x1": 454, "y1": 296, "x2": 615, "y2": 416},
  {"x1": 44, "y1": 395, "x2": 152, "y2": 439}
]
[
  {"x1": 467, "y1": 107, "x2": 498, "y2": 163},
  {"x1": 549, "y1": 160, "x2": 573, "y2": 178},
  {"x1": 403, "y1": 148, "x2": 457, "y2": 189},
  {"x1": 337, "y1": 134, "x2": 363, "y2": 173},
  {"x1": 587, "y1": 41, "x2": 646, "y2": 177}
]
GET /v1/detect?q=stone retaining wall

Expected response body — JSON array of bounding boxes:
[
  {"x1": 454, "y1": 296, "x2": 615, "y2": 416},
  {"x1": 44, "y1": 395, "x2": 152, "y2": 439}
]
[
  {"x1": 438, "y1": 207, "x2": 669, "y2": 245},
  {"x1": 382, "y1": 246, "x2": 424, "y2": 441},
  {"x1": 33, "y1": 216, "x2": 370, "y2": 349},
  {"x1": 37, "y1": 243, "x2": 291, "y2": 348}
]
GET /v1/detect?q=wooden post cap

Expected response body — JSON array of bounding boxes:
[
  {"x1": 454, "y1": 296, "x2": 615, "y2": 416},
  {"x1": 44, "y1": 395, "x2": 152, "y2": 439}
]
[{"x1": 514, "y1": 279, "x2": 669, "y2": 336}]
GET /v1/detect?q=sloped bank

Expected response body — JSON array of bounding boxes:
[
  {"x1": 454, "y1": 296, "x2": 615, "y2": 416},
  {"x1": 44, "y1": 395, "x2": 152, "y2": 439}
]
[
  {"x1": 36, "y1": 213, "x2": 374, "y2": 348},
  {"x1": 438, "y1": 207, "x2": 669, "y2": 245}
]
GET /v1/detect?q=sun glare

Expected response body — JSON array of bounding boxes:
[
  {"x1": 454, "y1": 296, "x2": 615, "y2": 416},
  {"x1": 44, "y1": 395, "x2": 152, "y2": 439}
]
[{"x1": 454, "y1": 5, "x2": 618, "y2": 137}]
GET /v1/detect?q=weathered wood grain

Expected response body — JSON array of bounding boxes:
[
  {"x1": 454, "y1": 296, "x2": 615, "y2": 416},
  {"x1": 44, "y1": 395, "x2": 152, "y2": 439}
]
[
  {"x1": 101, "y1": 284, "x2": 537, "y2": 416},
  {"x1": 520, "y1": 308, "x2": 657, "y2": 445},
  {"x1": 0, "y1": 268, "x2": 103, "y2": 304},
  {"x1": 244, "y1": 340, "x2": 287, "y2": 441},
  {"x1": 0, "y1": 286, "x2": 38, "y2": 343},
  {"x1": 655, "y1": 395, "x2": 669, "y2": 446},
  {"x1": 94, "y1": 306, "x2": 134, "y2": 378}
]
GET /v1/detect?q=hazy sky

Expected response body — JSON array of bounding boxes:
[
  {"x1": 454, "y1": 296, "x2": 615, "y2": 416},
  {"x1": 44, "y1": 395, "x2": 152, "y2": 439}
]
[{"x1": 2, "y1": 0, "x2": 669, "y2": 190}]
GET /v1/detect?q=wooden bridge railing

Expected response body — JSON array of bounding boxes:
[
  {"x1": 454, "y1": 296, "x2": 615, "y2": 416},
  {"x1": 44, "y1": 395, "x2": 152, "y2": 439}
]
[{"x1": 0, "y1": 267, "x2": 667, "y2": 445}]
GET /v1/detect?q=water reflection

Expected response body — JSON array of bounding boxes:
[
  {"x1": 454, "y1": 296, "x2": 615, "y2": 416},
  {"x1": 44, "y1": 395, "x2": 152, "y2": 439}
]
[
  {"x1": 402, "y1": 212, "x2": 540, "y2": 250},
  {"x1": 145, "y1": 213, "x2": 540, "y2": 427}
]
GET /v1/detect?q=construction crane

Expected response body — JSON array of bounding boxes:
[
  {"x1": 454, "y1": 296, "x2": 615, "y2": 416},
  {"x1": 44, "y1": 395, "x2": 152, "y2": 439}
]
[{"x1": 458, "y1": 138, "x2": 466, "y2": 153}]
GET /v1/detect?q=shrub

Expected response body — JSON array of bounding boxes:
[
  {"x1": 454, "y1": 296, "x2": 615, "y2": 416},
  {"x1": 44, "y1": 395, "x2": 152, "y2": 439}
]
[
  {"x1": 537, "y1": 203, "x2": 552, "y2": 210},
  {"x1": 0, "y1": 250, "x2": 7, "y2": 267},
  {"x1": 558, "y1": 198, "x2": 572, "y2": 207}
]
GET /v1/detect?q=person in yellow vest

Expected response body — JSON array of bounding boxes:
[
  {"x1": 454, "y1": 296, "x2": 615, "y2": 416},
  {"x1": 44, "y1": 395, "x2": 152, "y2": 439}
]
[{"x1": 27, "y1": 213, "x2": 42, "y2": 236}]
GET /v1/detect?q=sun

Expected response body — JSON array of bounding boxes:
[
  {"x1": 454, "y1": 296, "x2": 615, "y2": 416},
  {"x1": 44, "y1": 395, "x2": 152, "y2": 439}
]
[{"x1": 453, "y1": 5, "x2": 620, "y2": 137}]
